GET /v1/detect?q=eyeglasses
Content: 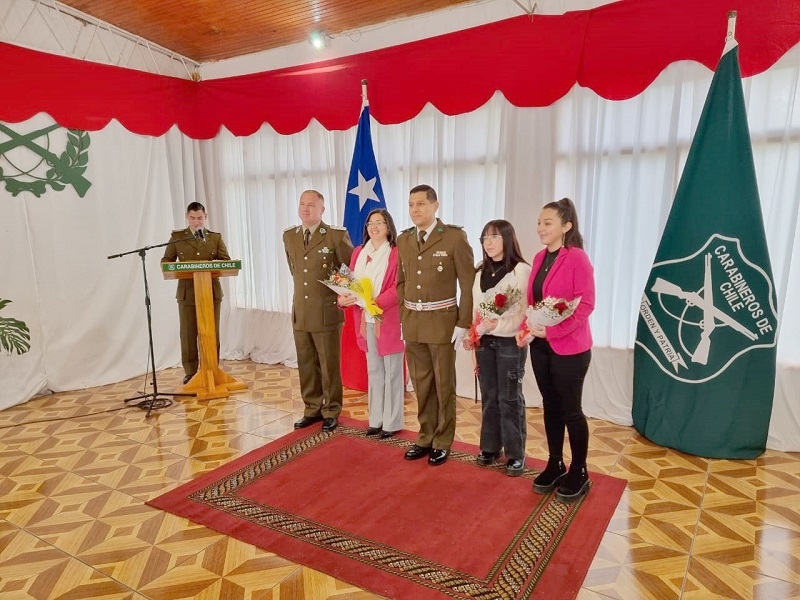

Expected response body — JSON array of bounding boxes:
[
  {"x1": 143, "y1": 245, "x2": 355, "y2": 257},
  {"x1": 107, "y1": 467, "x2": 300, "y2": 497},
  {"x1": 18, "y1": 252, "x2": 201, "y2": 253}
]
[
  {"x1": 480, "y1": 234, "x2": 502, "y2": 243},
  {"x1": 367, "y1": 220, "x2": 386, "y2": 227}
]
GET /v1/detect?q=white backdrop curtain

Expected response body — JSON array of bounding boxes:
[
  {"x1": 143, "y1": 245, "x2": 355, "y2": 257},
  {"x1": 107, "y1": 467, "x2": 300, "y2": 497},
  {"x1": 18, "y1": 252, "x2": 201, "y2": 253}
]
[
  {"x1": 3, "y1": 44, "x2": 799, "y2": 450},
  {"x1": 0, "y1": 116, "x2": 198, "y2": 409}
]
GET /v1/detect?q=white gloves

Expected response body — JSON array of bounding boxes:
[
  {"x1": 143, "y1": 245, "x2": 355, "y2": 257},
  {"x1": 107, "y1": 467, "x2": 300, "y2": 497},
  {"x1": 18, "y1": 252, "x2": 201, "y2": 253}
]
[{"x1": 451, "y1": 326, "x2": 468, "y2": 349}]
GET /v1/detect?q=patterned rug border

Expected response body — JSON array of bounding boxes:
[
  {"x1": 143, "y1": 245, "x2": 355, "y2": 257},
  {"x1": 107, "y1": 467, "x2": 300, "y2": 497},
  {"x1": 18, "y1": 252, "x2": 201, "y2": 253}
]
[{"x1": 182, "y1": 423, "x2": 592, "y2": 600}]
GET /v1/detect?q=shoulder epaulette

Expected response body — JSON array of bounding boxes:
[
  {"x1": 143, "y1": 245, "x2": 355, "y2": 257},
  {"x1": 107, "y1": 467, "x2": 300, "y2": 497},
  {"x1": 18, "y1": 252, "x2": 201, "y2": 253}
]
[
  {"x1": 172, "y1": 229, "x2": 185, "y2": 234},
  {"x1": 283, "y1": 225, "x2": 299, "y2": 233},
  {"x1": 446, "y1": 223, "x2": 465, "y2": 230},
  {"x1": 400, "y1": 226, "x2": 415, "y2": 235},
  {"x1": 328, "y1": 225, "x2": 347, "y2": 231},
  {"x1": 206, "y1": 229, "x2": 219, "y2": 235}
]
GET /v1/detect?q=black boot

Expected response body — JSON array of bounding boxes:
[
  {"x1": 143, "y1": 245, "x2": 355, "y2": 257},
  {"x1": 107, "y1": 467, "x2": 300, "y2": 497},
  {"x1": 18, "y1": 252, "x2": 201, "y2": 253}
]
[
  {"x1": 555, "y1": 465, "x2": 591, "y2": 503},
  {"x1": 532, "y1": 458, "x2": 566, "y2": 494}
]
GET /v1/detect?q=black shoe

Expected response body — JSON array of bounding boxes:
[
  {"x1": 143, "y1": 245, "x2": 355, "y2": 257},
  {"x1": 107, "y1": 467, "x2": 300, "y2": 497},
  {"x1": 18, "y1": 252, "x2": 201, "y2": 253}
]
[
  {"x1": 379, "y1": 430, "x2": 398, "y2": 439},
  {"x1": 182, "y1": 373, "x2": 195, "y2": 384},
  {"x1": 506, "y1": 458, "x2": 525, "y2": 477},
  {"x1": 404, "y1": 445, "x2": 431, "y2": 460},
  {"x1": 533, "y1": 459, "x2": 567, "y2": 494},
  {"x1": 476, "y1": 450, "x2": 502, "y2": 466},
  {"x1": 428, "y1": 449, "x2": 450, "y2": 466},
  {"x1": 293, "y1": 416, "x2": 323, "y2": 429},
  {"x1": 555, "y1": 465, "x2": 591, "y2": 503},
  {"x1": 366, "y1": 427, "x2": 382, "y2": 436},
  {"x1": 322, "y1": 417, "x2": 338, "y2": 432}
]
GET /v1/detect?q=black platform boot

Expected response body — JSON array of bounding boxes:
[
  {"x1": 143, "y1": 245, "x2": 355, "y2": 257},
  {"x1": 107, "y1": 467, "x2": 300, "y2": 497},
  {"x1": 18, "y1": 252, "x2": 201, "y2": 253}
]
[
  {"x1": 532, "y1": 458, "x2": 567, "y2": 494},
  {"x1": 555, "y1": 464, "x2": 591, "y2": 503}
]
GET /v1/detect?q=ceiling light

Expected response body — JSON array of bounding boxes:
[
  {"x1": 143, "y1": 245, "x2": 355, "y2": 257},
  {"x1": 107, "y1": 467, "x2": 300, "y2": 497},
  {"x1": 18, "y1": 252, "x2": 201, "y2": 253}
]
[{"x1": 309, "y1": 30, "x2": 327, "y2": 50}]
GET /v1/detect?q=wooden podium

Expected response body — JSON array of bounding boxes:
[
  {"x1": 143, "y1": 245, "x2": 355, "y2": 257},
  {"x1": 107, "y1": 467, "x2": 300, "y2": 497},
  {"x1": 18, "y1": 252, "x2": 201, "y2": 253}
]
[{"x1": 162, "y1": 260, "x2": 247, "y2": 400}]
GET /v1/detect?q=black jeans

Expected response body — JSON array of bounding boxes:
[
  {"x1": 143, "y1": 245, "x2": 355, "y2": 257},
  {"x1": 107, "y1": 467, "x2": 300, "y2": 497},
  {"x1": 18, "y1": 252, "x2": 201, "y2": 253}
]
[
  {"x1": 530, "y1": 339, "x2": 591, "y2": 466},
  {"x1": 476, "y1": 335, "x2": 528, "y2": 460}
]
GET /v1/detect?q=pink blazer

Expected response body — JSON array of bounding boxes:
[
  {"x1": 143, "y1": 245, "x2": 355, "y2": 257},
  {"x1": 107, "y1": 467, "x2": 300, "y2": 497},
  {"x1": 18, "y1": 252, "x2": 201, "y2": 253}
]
[
  {"x1": 348, "y1": 245, "x2": 404, "y2": 356},
  {"x1": 527, "y1": 246, "x2": 595, "y2": 355}
]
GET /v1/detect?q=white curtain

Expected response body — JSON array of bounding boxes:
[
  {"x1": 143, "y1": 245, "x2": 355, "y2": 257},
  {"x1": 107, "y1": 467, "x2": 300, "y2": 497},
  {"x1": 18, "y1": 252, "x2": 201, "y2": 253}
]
[
  {"x1": 201, "y1": 44, "x2": 800, "y2": 450},
  {"x1": 0, "y1": 117, "x2": 199, "y2": 408}
]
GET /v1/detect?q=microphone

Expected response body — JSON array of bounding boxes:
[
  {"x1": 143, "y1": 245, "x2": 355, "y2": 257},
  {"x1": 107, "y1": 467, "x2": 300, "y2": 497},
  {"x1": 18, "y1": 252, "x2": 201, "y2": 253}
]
[{"x1": 195, "y1": 228, "x2": 206, "y2": 243}]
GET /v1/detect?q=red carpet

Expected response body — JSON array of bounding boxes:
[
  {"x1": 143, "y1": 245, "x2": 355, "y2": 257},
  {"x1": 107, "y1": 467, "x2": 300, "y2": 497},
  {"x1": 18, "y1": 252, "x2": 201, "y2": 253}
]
[{"x1": 148, "y1": 417, "x2": 626, "y2": 599}]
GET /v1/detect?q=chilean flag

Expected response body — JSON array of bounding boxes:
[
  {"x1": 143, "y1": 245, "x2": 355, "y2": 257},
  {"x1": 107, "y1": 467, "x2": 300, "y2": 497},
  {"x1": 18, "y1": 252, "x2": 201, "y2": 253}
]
[
  {"x1": 343, "y1": 105, "x2": 387, "y2": 245},
  {"x1": 341, "y1": 103, "x2": 386, "y2": 391}
]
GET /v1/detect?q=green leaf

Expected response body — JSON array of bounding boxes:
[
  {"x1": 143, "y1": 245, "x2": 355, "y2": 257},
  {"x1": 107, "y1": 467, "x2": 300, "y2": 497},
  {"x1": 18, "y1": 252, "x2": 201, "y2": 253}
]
[{"x1": 0, "y1": 316, "x2": 31, "y2": 355}]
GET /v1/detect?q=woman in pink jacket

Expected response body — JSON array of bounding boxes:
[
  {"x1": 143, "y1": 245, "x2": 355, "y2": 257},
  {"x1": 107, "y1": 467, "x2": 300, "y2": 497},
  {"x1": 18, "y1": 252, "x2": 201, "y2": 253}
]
[
  {"x1": 338, "y1": 209, "x2": 405, "y2": 438},
  {"x1": 516, "y1": 198, "x2": 595, "y2": 503}
]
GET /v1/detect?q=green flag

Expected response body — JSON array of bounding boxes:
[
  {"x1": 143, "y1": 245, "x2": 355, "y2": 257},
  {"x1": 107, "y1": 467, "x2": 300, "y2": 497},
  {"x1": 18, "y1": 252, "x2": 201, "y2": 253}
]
[{"x1": 632, "y1": 42, "x2": 778, "y2": 459}]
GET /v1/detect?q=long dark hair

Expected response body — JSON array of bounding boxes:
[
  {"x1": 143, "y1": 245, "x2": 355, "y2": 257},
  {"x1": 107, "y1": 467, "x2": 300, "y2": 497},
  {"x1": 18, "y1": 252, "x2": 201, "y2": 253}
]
[
  {"x1": 542, "y1": 197, "x2": 584, "y2": 249},
  {"x1": 478, "y1": 219, "x2": 527, "y2": 273},
  {"x1": 362, "y1": 208, "x2": 399, "y2": 247}
]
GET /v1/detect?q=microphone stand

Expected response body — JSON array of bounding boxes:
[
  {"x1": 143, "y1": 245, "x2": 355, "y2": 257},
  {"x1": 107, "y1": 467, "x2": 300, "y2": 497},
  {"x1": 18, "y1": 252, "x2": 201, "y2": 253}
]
[{"x1": 107, "y1": 234, "x2": 196, "y2": 417}]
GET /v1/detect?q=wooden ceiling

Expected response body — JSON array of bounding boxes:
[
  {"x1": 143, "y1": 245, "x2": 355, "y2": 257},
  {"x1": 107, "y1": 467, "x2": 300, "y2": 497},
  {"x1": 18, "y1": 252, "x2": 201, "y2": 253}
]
[{"x1": 58, "y1": 0, "x2": 479, "y2": 63}]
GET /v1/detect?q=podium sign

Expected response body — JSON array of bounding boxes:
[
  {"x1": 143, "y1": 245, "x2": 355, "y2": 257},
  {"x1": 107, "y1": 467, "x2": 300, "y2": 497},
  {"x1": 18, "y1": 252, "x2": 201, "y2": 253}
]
[
  {"x1": 162, "y1": 260, "x2": 247, "y2": 400},
  {"x1": 162, "y1": 260, "x2": 242, "y2": 279}
]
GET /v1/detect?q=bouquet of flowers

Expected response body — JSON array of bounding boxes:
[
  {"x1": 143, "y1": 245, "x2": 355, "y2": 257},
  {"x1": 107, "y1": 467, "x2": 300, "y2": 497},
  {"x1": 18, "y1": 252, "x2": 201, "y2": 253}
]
[
  {"x1": 319, "y1": 264, "x2": 383, "y2": 321},
  {"x1": 519, "y1": 296, "x2": 581, "y2": 338},
  {"x1": 478, "y1": 286, "x2": 523, "y2": 319},
  {"x1": 468, "y1": 285, "x2": 524, "y2": 344}
]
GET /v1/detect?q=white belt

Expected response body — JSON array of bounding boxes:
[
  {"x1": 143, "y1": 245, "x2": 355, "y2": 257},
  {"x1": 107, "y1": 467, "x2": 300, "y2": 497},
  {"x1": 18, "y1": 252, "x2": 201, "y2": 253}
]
[{"x1": 404, "y1": 297, "x2": 457, "y2": 312}]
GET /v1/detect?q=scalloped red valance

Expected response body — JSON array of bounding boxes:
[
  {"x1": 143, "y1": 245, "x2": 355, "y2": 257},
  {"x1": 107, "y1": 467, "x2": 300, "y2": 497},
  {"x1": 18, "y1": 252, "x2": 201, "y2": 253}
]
[{"x1": 2, "y1": 0, "x2": 799, "y2": 139}]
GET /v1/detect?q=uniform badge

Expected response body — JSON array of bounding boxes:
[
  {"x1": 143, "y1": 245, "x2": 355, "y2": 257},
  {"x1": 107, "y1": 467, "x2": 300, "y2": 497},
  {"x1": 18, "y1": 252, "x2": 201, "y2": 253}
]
[
  {"x1": 319, "y1": 227, "x2": 327, "y2": 234},
  {"x1": 433, "y1": 250, "x2": 449, "y2": 257},
  {"x1": 319, "y1": 247, "x2": 332, "y2": 254},
  {"x1": 437, "y1": 265, "x2": 443, "y2": 272}
]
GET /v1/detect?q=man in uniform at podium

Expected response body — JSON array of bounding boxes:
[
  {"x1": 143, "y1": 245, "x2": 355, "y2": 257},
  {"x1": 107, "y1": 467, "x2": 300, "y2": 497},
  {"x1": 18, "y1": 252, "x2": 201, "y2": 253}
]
[
  {"x1": 162, "y1": 202, "x2": 231, "y2": 384},
  {"x1": 283, "y1": 190, "x2": 354, "y2": 432},
  {"x1": 397, "y1": 184, "x2": 474, "y2": 466}
]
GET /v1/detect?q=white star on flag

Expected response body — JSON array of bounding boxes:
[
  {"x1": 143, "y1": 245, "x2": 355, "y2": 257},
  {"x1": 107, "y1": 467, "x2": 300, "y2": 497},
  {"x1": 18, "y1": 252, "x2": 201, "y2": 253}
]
[{"x1": 348, "y1": 170, "x2": 380, "y2": 210}]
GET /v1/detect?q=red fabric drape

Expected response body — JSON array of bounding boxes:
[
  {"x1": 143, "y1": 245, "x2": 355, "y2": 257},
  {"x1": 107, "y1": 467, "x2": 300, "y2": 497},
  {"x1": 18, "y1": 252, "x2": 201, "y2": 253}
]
[
  {"x1": 2, "y1": 0, "x2": 799, "y2": 138},
  {"x1": 340, "y1": 307, "x2": 368, "y2": 392}
]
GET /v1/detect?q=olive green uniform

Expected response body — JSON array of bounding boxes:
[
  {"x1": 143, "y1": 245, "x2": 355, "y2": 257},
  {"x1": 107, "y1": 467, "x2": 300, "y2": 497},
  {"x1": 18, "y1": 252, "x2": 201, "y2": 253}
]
[
  {"x1": 396, "y1": 219, "x2": 474, "y2": 450},
  {"x1": 161, "y1": 227, "x2": 231, "y2": 378},
  {"x1": 283, "y1": 222, "x2": 354, "y2": 419}
]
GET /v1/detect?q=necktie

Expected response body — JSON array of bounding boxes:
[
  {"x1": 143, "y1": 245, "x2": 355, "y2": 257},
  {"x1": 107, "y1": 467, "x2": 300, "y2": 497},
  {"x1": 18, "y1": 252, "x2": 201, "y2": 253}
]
[
  {"x1": 418, "y1": 230, "x2": 426, "y2": 246},
  {"x1": 304, "y1": 228, "x2": 311, "y2": 249}
]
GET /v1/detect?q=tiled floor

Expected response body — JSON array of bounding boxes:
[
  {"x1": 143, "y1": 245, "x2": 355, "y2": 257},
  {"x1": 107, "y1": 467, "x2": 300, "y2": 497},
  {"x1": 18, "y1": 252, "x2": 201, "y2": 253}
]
[{"x1": 1, "y1": 360, "x2": 799, "y2": 599}]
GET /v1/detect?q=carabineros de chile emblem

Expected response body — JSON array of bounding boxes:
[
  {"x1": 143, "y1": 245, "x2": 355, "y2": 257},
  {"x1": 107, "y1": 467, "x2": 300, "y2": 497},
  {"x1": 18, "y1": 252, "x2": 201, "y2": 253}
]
[{"x1": 0, "y1": 123, "x2": 91, "y2": 198}]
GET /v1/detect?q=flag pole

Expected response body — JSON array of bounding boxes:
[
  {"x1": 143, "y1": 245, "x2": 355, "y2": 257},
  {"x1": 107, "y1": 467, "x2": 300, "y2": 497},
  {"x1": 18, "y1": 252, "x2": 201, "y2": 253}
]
[
  {"x1": 724, "y1": 10, "x2": 737, "y2": 52},
  {"x1": 361, "y1": 79, "x2": 369, "y2": 108}
]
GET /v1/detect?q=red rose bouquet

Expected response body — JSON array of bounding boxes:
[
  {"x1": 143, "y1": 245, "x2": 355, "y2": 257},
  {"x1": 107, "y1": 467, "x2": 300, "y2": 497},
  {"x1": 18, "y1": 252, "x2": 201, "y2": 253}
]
[
  {"x1": 478, "y1": 285, "x2": 522, "y2": 319},
  {"x1": 519, "y1": 296, "x2": 581, "y2": 339}
]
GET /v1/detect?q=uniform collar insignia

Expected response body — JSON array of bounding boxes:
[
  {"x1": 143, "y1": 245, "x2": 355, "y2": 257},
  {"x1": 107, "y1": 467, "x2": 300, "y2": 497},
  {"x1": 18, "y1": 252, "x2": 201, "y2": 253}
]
[{"x1": 319, "y1": 227, "x2": 326, "y2": 234}]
